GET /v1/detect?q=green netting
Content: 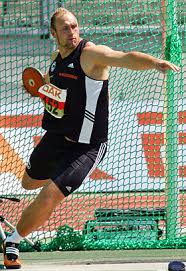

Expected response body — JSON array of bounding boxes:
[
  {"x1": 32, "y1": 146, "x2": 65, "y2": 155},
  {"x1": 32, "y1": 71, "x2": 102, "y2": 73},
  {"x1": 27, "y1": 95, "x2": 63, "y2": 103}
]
[{"x1": 0, "y1": 0, "x2": 186, "y2": 251}]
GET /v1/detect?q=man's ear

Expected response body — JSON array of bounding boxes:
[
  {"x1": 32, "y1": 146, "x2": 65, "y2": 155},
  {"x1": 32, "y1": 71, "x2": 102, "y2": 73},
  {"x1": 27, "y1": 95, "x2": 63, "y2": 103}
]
[{"x1": 51, "y1": 28, "x2": 56, "y2": 38}]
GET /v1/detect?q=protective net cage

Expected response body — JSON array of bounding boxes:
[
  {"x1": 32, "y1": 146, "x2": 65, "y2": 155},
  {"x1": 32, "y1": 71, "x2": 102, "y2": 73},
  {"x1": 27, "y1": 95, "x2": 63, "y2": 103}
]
[{"x1": 0, "y1": 0, "x2": 186, "y2": 251}]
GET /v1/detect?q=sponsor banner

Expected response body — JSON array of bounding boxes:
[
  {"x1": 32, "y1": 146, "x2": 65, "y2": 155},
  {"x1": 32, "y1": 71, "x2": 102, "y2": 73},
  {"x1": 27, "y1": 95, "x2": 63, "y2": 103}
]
[{"x1": 1, "y1": 100, "x2": 186, "y2": 194}]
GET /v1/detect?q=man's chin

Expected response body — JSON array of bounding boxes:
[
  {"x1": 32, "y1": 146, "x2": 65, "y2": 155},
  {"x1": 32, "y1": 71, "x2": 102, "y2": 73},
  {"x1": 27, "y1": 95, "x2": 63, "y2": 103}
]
[
  {"x1": 61, "y1": 40, "x2": 79, "y2": 49},
  {"x1": 69, "y1": 40, "x2": 78, "y2": 48}
]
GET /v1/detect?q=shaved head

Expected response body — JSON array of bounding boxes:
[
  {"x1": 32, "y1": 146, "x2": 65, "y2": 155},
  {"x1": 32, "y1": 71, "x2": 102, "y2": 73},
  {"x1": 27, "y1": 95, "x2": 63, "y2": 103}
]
[{"x1": 50, "y1": 8, "x2": 77, "y2": 30}]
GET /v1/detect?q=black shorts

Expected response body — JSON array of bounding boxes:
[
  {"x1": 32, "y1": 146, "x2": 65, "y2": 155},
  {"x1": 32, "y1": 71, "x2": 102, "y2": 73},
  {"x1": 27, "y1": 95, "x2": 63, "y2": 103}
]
[{"x1": 26, "y1": 132, "x2": 107, "y2": 196}]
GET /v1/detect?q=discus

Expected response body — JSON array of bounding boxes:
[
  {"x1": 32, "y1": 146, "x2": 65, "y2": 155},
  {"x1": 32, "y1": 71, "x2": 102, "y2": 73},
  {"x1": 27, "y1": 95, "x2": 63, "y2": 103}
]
[{"x1": 22, "y1": 67, "x2": 45, "y2": 97}]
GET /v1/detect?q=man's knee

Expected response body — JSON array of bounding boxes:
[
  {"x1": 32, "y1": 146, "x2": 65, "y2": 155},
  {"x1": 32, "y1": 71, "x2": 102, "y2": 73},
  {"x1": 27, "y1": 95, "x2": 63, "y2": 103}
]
[
  {"x1": 22, "y1": 171, "x2": 35, "y2": 190},
  {"x1": 22, "y1": 171, "x2": 49, "y2": 190},
  {"x1": 37, "y1": 182, "x2": 65, "y2": 207}
]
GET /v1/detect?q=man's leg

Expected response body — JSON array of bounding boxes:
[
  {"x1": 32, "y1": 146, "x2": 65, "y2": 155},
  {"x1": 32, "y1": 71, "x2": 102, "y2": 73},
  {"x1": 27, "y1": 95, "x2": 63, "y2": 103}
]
[
  {"x1": 17, "y1": 181, "x2": 65, "y2": 236},
  {"x1": 3, "y1": 181, "x2": 65, "y2": 268},
  {"x1": 21, "y1": 171, "x2": 49, "y2": 190}
]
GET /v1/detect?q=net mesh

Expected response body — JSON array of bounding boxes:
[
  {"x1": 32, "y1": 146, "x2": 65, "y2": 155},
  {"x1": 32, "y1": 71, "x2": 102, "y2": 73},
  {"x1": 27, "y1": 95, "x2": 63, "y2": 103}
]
[{"x1": 0, "y1": 0, "x2": 186, "y2": 251}]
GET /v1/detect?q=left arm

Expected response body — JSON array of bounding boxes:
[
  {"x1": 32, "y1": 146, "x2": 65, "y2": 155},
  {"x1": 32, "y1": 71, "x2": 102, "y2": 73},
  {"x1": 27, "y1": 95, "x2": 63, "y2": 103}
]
[{"x1": 82, "y1": 45, "x2": 180, "y2": 73}]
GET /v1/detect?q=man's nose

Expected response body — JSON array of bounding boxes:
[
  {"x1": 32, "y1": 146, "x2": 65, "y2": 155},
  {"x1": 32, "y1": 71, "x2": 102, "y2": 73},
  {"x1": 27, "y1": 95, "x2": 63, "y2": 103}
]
[{"x1": 69, "y1": 27, "x2": 74, "y2": 34}]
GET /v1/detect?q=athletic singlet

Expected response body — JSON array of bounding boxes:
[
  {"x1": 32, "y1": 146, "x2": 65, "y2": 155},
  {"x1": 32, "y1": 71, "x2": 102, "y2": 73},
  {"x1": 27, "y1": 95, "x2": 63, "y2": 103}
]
[{"x1": 42, "y1": 39, "x2": 109, "y2": 144}]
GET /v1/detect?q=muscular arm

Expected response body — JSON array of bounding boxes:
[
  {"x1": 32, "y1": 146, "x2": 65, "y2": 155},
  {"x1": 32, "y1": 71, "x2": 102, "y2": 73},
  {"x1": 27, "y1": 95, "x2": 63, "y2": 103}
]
[{"x1": 82, "y1": 45, "x2": 180, "y2": 73}]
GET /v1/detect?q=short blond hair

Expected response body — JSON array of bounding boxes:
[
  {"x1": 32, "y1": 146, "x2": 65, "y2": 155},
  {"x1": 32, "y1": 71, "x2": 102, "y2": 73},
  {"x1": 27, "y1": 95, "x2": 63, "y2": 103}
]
[{"x1": 50, "y1": 8, "x2": 77, "y2": 30}]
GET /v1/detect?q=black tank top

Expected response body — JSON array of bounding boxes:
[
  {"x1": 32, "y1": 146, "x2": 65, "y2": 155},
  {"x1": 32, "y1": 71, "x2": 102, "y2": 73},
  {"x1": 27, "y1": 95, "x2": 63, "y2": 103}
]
[{"x1": 42, "y1": 39, "x2": 109, "y2": 144}]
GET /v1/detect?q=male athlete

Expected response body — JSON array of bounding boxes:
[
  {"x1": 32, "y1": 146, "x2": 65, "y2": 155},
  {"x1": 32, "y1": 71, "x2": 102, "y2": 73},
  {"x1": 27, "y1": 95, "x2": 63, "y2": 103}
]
[{"x1": 3, "y1": 8, "x2": 180, "y2": 269}]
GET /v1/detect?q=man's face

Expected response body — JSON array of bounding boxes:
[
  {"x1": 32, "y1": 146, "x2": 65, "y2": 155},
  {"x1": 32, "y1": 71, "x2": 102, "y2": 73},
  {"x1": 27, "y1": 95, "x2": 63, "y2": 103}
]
[{"x1": 52, "y1": 13, "x2": 80, "y2": 49}]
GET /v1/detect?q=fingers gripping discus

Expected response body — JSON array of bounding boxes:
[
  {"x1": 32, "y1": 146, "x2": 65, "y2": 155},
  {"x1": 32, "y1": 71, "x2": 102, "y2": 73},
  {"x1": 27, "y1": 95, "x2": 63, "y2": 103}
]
[{"x1": 22, "y1": 67, "x2": 45, "y2": 97}]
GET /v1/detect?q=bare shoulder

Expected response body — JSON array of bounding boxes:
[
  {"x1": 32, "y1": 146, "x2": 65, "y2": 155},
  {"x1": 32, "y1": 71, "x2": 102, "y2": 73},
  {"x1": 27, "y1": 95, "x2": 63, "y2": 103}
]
[
  {"x1": 85, "y1": 41, "x2": 95, "y2": 47},
  {"x1": 82, "y1": 44, "x2": 113, "y2": 58},
  {"x1": 81, "y1": 43, "x2": 110, "y2": 80},
  {"x1": 83, "y1": 43, "x2": 112, "y2": 52}
]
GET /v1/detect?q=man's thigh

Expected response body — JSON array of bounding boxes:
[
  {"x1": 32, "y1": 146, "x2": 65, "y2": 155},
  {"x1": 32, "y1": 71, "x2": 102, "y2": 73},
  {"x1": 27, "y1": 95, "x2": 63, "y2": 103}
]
[
  {"x1": 52, "y1": 142, "x2": 107, "y2": 196},
  {"x1": 26, "y1": 132, "x2": 65, "y2": 180}
]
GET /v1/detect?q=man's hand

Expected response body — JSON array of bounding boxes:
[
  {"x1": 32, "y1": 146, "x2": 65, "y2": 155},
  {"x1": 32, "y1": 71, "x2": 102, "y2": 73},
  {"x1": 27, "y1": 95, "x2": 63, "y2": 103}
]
[
  {"x1": 154, "y1": 60, "x2": 180, "y2": 73},
  {"x1": 43, "y1": 72, "x2": 50, "y2": 84}
]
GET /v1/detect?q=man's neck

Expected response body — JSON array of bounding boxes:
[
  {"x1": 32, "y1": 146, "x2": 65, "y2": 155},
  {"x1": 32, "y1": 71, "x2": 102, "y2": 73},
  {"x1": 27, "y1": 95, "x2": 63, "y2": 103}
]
[
  {"x1": 59, "y1": 47, "x2": 74, "y2": 59},
  {"x1": 59, "y1": 39, "x2": 82, "y2": 59}
]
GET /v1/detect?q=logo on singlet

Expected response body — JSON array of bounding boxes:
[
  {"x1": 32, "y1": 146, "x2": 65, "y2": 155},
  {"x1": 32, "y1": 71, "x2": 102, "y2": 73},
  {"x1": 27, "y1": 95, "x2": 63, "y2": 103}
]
[
  {"x1": 50, "y1": 61, "x2": 56, "y2": 72},
  {"x1": 67, "y1": 63, "x2": 74, "y2": 68}
]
